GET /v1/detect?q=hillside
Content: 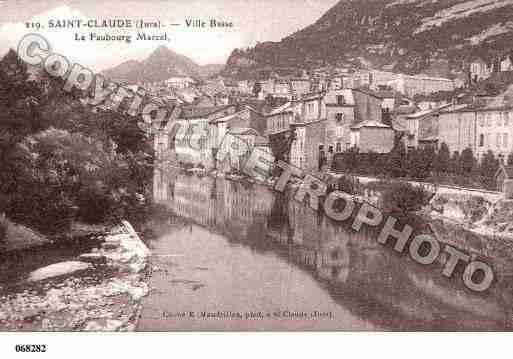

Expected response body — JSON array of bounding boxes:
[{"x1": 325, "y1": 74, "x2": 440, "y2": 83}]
[
  {"x1": 224, "y1": 0, "x2": 513, "y2": 78},
  {"x1": 102, "y1": 46, "x2": 224, "y2": 84}
]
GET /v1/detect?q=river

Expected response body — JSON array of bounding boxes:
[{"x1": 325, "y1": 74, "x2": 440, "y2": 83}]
[{"x1": 138, "y1": 173, "x2": 513, "y2": 331}]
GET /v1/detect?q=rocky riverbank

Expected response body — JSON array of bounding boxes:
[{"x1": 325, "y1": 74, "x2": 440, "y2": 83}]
[{"x1": 0, "y1": 221, "x2": 150, "y2": 331}]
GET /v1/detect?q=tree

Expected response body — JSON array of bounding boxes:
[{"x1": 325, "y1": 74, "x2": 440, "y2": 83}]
[
  {"x1": 9, "y1": 128, "x2": 149, "y2": 233},
  {"x1": 345, "y1": 146, "x2": 359, "y2": 173},
  {"x1": 450, "y1": 151, "x2": 461, "y2": 175},
  {"x1": 382, "y1": 181, "x2": 434, "y2": 217},
  {"x1": 480, "y1": 150, "x2": 500, "y2": 189},
  {"x1": 460, "y1": 147, "x2": 476, "y2": 177},
  {"x1": 435, "y1": 142, "x2": 450, "y2": 175},
  {"x1": 387, "y1": 141, "x2": 407, "y2": 178},
  {"x1": 406, "y1": 147, "x2": 435, "y2": 179}
]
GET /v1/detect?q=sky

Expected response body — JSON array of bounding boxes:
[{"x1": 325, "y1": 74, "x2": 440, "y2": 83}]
[{"x1": 0, "y1": 0, "x2": 339, "y2": 71}]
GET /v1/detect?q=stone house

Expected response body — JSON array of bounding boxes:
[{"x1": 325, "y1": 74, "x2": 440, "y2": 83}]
[
  {"x1": 173, "y1": 105, "x2": 237, "y2": 169},
  {"x1": 323, "y1": 88, "x2": 383, "y2": 154},
  {"x1": 265, "y1": 102, "x2": 297, "y2": 136},
  {"x1": 349, "y1": 120, "x2": 395, "y2": 154},
  {"x1": 438, "y1": 85, "x2": 513, "y2": 161},
  {"x1": 500, "y1": 55, "x2": 513, "y2": 72},
  {"x1": 469, "y1": 58, "x2": 493, "y2": 83},
  {"x1": 209, "y1": 105, "x2": 266, "y2": 156},
  {"x1": 324, "y1": 89, "x2": 356, "y2": 153},
  {"x1": 437, "y1": 104, "x2": 477, "y2": 156},
  {"x1": 290, "y1": 78, "x2": 311, "y2": 99},
  {"x1": 164, "y1": 76, "x2": 196, "y2": 89},
  {"x1": 391, "y1": 74, "x2": 455, "y2": 98},
  {"x1": 403, "y1": 104, "x2": 451, "y2": 149},
  {"x1": 291, "y1": 120, "x2": 327, "y2": 173}
]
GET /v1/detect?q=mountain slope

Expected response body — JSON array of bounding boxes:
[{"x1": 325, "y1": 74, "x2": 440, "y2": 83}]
[
  {"x1": 224, "y1": 0, "x2": 513, "y2": 77},
  {"x1": 102, "y1": 46, "x2": 224, "y2": 83}
]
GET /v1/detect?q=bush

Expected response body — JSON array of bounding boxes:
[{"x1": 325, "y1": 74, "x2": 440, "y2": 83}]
[
  {"x1": 381, "y1": 182, "x2": 434, "y2": 217},
  {"x1": 6, "y1": 128, "x2": 151, "y2": 234}
]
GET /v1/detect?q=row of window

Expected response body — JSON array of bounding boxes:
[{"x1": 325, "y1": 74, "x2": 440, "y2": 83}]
[
  {"x1": 479, "y1": 133, "x2": 510, "y2": 148},
  {"x1": 268, "y1": 115, "x2": 291, "y2": 132},
  {"x1": 478, "y1": 112, "x2": 512, "y2": 127}
]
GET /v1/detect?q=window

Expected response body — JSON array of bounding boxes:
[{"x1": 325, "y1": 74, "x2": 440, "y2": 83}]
[
  {"x1": 479, "y1": 134, "x2": 484, "y2": 147},
  {"x1": 504, "y1": 133, "x2": 509, "y2": 148},
  {"x1": 479, "y1": 114, "x2": 485, "y2": 127},
  {"x1": 336, "y1": 95, "x2": 345, "y2": 105},
  {"x1": 497, "y1": 114, "x2": 502, "y2": 127},
  {"x1": 336, "y1": 142, "x2": 342, "y2": 153},
  {"x1": 497, "y1": 133, "x2": 501, "y2": 147},
  {"x1": 336, "y1": 113, "x2": 344, "y2": 122}
]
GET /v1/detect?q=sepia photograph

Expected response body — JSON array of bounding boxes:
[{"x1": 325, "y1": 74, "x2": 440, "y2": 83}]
[{"x1": 1, "y1": 0, "x2": 513, "y2": 355}]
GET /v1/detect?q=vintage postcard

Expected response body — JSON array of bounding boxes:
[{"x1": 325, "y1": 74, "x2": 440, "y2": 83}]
[{"x1": 1, "y1": 0, "x2": 513, "y2": 338}]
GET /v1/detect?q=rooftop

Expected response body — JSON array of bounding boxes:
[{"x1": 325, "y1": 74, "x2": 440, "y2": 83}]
[
  {"x1": 351, "y1": 120, "x2": 391, "y2": 130},
  {"x1": 179, "y1": 105, "x2": 233, "y2": 119}
]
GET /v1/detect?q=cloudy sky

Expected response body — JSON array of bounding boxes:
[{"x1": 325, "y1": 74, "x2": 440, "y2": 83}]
[{"x1": 0, "y1": 0, "x2": 338, "y2": 71}]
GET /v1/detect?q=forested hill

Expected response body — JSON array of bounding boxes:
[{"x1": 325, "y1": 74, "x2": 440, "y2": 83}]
[{"x1": 224, "y1": 0, "x2": 513, "y2": 78}]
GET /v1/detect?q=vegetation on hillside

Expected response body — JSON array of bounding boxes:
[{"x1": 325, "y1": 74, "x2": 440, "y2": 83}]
[
  {"x1": 224, "y1": 0, "x2": 513, "y2": 78},
  {"x1": 0, "y1": 49, "x2": 154, "y2": 236}
]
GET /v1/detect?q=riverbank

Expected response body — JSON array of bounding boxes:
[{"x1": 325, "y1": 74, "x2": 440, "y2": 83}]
[
  {"x1": 149, "y1": 172, "x2": 513, "y2": 330},
  {"x1": 0, "y1": 221, "x2": 150, "y2": 331},
  {"x1": 209, "y1": 169, "x2": 513, "y2": 271}
]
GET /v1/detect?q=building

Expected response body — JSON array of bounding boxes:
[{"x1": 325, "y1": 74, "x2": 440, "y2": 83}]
[
  {"x1": 324, "y1": 89, "x2": 356, "y2": 153},
  {"x1": 291, "y1": 120, "x2": 327, "y2": 172},
  {"x1": 207, "y1": 106, "x2": 266, "y2": 166},
  {"x1": 469, "y1": 58, "x2": 493, "y2": 83},
  {"x1": 438, "y1": 104, "x2": 513, "y2": 163},
  {"x1": 390, "y1": 74, "x2": 455, "y2": 98},
  {"x1": 164, "y1": 76, "x2": 196, "y2": 89},
  {"x1": 349, "y1": 120, "x2": 395, "y2": 153},
  {"x1": 403, "y1": 104, "x2": 452, "y2": 149},
  {"x1": 500, "y1": 55, "x2": 513, "y2": 72},
  {"x1": 437, "y1": 104, "x2": 477, "y2": 157},
  {"x1": 173, "y1": 105, "x2": 237, "y2": 169},
  {"x1": 290, "y1": 78, "x2": 311, "y2": 99},
  {"x1": 323, "y1": 88, "x2": 384, "y2": 153},
  {"x1": 265, "y1": 102, "x2": 296, "y2": 135},
  {"x1": 287, "y1": 93, "x2": 328, "y2": 172}
]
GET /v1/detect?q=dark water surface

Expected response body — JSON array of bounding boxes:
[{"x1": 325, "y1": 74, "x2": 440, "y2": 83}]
[{"x1": 139, "y1": 174, "x2": 513, "y2": 331}]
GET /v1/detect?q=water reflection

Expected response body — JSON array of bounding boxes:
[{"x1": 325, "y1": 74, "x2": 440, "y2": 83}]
[{"x1": 154, "y1": 173, "x2": 513, "y2": 330}]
